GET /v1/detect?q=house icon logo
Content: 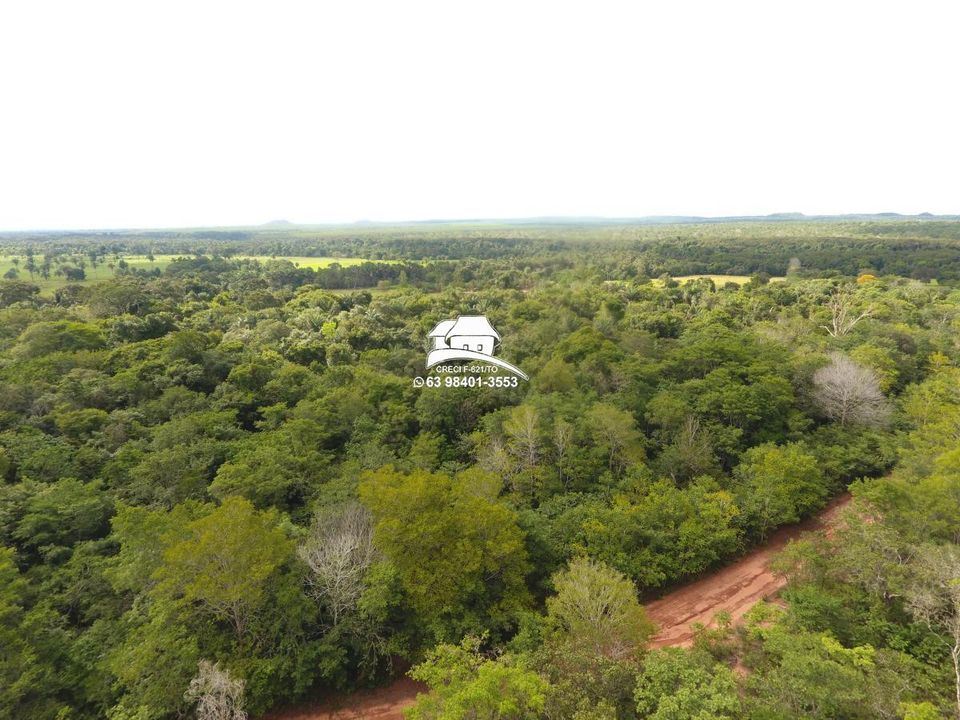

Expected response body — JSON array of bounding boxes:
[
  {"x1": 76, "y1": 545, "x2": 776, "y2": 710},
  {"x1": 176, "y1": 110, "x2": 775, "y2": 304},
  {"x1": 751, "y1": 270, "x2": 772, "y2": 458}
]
[{"x1": 426, "y1": 315, "x2": 529, "y2": 380}]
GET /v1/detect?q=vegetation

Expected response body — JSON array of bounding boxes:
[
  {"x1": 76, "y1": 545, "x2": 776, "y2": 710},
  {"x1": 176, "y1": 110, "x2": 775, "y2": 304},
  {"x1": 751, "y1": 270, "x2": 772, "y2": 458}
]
[
  {"x1": 1, "y1": 221, "x2": 959, "y2": 718},
  {"x1": 0, "y1": 254, "x2": 372, "y2": 294}
]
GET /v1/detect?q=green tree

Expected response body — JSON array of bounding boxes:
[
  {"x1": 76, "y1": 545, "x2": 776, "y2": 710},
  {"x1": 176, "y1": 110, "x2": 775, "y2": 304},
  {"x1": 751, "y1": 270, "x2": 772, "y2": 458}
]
[
  {"x1": 11, "y1": 478, "x2": 113, "y2": 555},
  {"x1": 0, "y1": 548, "x2": 41, "y2": 717},
  {"x1": 210, "y1": 419, "x2": 333, "y2": 512},
  {"x1": 635, "y1": 647, "x2": 740, "y2": 720},
  {"x1": 359, "y1": 467, "x2": 530, "y2": 639},
  {"x1": 733, "y1": 442, "x2": 827, "y2": 540},
  {"x1": 586, "y1": 403, "x2": 644, "y2": 475},
  {"x1": 743, "y1": 622, "x2": 903, "y2": 720},
  {"x1": 906, "y1": 544, "x2": 960, "y2": 720},
  {"x1": 12, "y1": 320, "x2": 106, "y2": 358},
  {"x1": 153, "y1": 496, "x2": 293, "y2": 640},
  {"x1": 406, "y1": 635, "x2": 548, "y2": 720},
  {"x1": 546, "y1": 556, "x2": 654, "y2": 660},
  {"x1": 0, "y1": 280, "x2": 40, "y2": 307}
]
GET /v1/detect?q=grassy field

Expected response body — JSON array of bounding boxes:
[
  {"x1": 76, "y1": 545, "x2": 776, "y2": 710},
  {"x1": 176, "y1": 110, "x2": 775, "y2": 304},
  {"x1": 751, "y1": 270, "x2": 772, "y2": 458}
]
[
  {"x1": 662, "y1": 274, "x2": 786, "y2": 286},
  {"x1": 604, "y1": 274, "x2": 788, "y2": 289},
  {"x1": 235, "y1": 255, "x2": 372, "y2": 269},
  {"x1": 0, "y1": 254, "x2": 173, "y2": 292},
  {"x1": 0, "y1": 254, "x2": 371, "y2": 293}
]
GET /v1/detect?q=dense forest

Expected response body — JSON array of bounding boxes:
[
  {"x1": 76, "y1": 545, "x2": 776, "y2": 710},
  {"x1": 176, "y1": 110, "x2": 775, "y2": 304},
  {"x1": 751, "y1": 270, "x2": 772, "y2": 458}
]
[
  {"x1": 5, "y1": 218, "x2": 960, "y2": 280},
  {"x1": 2, "y1": 221, "x2": 960, "y2": 719}
]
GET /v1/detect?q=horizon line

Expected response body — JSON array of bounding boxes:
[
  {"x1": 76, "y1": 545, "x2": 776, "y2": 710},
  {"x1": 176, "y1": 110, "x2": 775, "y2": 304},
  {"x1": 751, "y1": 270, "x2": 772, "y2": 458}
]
[{"x1": 1, "y1": 210, "x2": 959, "y2": 235}]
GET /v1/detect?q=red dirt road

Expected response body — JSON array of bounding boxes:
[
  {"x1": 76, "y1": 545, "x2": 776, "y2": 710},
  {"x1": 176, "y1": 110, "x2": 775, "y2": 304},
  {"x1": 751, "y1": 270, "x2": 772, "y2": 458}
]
[
  {"x1": 264, "y1": 494, "x2": 851, "y2": 719},
  {"x1": 263, "y1": 677, "x2": 424, "y2": 720},
  {"x1": 646, "y1": 493, "x2": 851, "y2": 647}
]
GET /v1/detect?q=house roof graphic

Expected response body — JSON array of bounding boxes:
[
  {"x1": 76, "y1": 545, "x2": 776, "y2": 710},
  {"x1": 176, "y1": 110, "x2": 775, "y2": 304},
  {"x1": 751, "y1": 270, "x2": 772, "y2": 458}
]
[
  {"x1": 445, "y1": 315, "x2": 500, "y2": 342},
  {"x1": 428, "y1": 319, "x2": 457, "y2": 338},
  {"x1": 424, "y1": 314, "x2": 528, "y2": 380}
]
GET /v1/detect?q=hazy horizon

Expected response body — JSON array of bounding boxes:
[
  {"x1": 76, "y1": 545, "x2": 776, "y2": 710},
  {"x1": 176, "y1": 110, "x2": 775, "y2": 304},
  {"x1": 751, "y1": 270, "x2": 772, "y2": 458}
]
[
  {"x1": 2, "y1": 1, "x2": 958, "y2": 231},
  {"x1": 4, "y1": 210, "x2": 960, "y2": 236}
]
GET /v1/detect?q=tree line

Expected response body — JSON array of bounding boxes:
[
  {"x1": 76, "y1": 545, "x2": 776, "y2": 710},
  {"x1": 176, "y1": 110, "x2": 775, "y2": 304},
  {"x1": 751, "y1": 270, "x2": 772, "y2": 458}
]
[{"x1": 0, "y1": 228, "x2": 959, "y2": 718}]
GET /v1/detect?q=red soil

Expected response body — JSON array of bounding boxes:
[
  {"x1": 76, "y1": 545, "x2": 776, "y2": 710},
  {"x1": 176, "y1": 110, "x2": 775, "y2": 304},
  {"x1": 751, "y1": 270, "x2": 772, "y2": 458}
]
[
  {"x1": 646, "y1": 493, "x2": 851, "y2": 647},
  {"x1": 263, "y1": 676, "x2": 424, "y2": 720},
  {"x1": 264, "y1": 494, "x2": 852, "y2": 718}
]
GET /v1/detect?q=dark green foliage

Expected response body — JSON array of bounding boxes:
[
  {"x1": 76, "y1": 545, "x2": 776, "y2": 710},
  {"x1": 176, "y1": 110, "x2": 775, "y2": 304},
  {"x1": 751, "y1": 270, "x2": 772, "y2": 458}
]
[{"x1": 1, "y1": 225, "x2": 958, "y2": 718}]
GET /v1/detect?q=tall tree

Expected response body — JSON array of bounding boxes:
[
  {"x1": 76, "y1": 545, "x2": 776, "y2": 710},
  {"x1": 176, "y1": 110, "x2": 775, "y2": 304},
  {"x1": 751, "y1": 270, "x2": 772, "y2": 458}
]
[
  {"x1": 811, "y1": 353, "x2": 890, "y2": 427},
  {"x1": 906, "y1": 544, "x2": 960, "y2": 719},
  {"x1": 153, "y1": 497, "x2": 293, "y2": 640},
  {"x1": 359, "y1": 467, "x2": 530, "y2": 638},
  {"x1": 407, "y1": 636, "x2": 548, "y2": 720},
  {"x1": 298, "y1": 502, "x2": 377, "y2": 626},
  {"x1": 546, "y1": 556, "x2": 654, "y2": 661}
]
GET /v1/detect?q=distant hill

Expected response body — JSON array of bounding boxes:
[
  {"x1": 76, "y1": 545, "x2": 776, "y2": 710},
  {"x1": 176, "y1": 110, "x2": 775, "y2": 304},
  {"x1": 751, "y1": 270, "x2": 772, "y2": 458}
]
[
  {"x1": 406, "y1": 212, "x2": 960, "y2": 226},
  {"x1": 4, "y1": 213, "x2": 960, "y2": 237}
]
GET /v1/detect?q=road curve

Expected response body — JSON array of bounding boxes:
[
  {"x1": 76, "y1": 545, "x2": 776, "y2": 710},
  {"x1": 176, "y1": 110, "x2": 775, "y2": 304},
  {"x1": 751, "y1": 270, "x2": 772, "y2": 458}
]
[
  {"x1": 264, "y1": 494, "x2": 852, "y2": 719},
  {"x1": 646, "y1": 493, "x2": 851, "y2": 647}
]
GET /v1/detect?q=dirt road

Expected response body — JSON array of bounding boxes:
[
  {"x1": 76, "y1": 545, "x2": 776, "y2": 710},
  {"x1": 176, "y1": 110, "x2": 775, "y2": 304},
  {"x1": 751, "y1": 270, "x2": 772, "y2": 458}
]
[
  {"x1": 646, "y1": 493, "x2": 851, "y2": 647},
  {"x1": 263, "y1": 677, "x2": 424, "y2": 720},
  {"x1": 264, "y1": 494, "x2": 851, "y2": 719}
]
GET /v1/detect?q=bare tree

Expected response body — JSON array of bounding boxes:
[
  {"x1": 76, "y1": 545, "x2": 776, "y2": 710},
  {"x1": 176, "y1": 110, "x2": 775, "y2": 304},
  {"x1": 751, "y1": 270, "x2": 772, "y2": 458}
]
[
  {"x1": 477, "y1": 434, "x2": 514, "y2": 479},
  {"x1": 906, "y1": 545, "x2": 960, "y2": 719},
  {"x1": 553, "y1": 418, "x2": 573, "y2": 489},
  {"x1": 821, "y1": 290, "x2": 873, "y2": 337},
  {"x1": 185, "y1": 660, "x2": 247, "y2": 720},
  {"x1": 811, "y1": 353, "x2": 890, "y2": 426},
  {"x1": 298, "y1": 502, "x2": 378, "y2": 626},
  {"x1": 504, "y1": 404, "x2": 540, "y2": 470},
  {"x1": 663, "y1": 415, "x2": 717, "y2": 483}
]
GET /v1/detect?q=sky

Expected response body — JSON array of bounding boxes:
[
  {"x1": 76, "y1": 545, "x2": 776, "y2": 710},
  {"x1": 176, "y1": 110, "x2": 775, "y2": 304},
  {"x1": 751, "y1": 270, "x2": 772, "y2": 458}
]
[{"x1": 1, "y1": 1, "x2": 958, "y2": 230}]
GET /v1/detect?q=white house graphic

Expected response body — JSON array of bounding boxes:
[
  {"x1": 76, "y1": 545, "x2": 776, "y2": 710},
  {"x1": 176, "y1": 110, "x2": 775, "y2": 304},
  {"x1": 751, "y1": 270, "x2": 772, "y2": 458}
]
[{"x1": 426, "y1": 315, "x2": 528, "y2": 379}]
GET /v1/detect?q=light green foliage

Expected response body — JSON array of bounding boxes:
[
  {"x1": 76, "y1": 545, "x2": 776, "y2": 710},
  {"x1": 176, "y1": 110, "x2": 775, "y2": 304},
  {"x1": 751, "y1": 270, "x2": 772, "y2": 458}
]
[
  {"x1": 13, "y1": 320, "x2": 106, "y2": 358},
  {"x1": 406, "y1": 635, "x2": 548, "y2": 720},
  {"x1": 106, "y1": 501, "x2": 209, "y2": 593},
  {"x1": 635, "y1": 647, "x2": 740, "y2": 720},
  {"x1": 360, "y1": 466, "x2": 531, "y2": 638},
  {"x1": 733, "y1": 442, "x2": 827, "y2": 540},
  {"x1": 528, "y1": 557, "x2": 655, "y2": 718},
  {"x1": 52, "y1": 407, "x2": 110, "y2": 440},
  {"x1": 850, "y1": 342, "x2": 900, "y2": 393},
  {"x1": 1, "y1": 229, "x2": 959, "y2": 718},
  {"x1": 586, "y1": 403, "x2": 645, "y2": 475},
  {"x1": 546, "y1": 556, "x2": 654, "y2": 660},
  {"x1": 320, "y1": 320, "x2": 337, "y2": 340},
  {"x1": 153, "y1": 496, "x2": 294, "y2": 638},
  {"x1": 899, "y1": 702, "x2": 944, "y2": 720}
]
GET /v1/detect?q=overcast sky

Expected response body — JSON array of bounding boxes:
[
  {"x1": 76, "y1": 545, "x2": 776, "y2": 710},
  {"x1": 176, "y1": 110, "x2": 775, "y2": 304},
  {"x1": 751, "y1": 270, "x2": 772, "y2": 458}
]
[{"x1": 1, "y1": 1, "x2": 958, "y2": 230}]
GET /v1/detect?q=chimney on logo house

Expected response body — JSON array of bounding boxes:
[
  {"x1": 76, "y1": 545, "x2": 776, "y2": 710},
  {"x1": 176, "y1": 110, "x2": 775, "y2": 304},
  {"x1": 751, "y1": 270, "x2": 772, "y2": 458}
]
[{"x1": 445, "y1": 316, "x2": 500, "y2": 355}]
